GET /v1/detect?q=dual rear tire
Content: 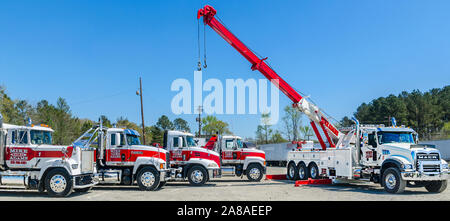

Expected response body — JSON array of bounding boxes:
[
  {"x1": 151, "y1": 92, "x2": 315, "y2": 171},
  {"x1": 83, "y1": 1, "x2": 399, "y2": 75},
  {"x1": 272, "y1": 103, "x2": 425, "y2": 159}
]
[{"x1": 287, "y1": 162, "x2": 319, "y2": 180}]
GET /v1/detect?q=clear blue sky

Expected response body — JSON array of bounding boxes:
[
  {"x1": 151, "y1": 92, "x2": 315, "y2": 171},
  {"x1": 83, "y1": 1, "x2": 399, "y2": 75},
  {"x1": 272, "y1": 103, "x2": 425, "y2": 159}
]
[{"x1": 1, "y1": 0, "x2": 449, "y2": 138}]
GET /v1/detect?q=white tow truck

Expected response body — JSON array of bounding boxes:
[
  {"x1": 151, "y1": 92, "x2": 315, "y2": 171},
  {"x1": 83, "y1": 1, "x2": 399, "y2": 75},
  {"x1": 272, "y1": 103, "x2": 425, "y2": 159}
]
[
  {"x1": 163, "y1": 130, "x2": 222, "y2": 186},
  {"x1": 0, "y1": 113, "x2": 97, "y2": 197},
  {"x1": 205, "y1": 135, "x2": 266, "y2": 181},
  {"x1": 73, "y1": 123, "x2": 169, "y2": 191},
  {"x1": 287, "y1": 120, "x2": 449, "y2": 193}
]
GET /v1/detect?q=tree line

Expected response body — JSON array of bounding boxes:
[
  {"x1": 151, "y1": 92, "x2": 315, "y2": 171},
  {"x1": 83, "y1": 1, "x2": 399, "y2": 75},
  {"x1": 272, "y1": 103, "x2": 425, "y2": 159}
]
[{"x1": 339, "y1": 85, "x2": 450, "y2": 140}]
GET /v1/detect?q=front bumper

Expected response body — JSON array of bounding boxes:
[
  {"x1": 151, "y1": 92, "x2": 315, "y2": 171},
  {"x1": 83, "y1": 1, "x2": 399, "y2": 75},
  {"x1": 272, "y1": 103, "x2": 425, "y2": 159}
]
[
  {"x1": 73, "y1": 173, "x2": 98, "y2": 189},
  {"x1": 401, "y1": 171, "x2": 449, "y2": 181},
  {"x1": 160, "y1": 169, "x2": 169, "y2": 182}
]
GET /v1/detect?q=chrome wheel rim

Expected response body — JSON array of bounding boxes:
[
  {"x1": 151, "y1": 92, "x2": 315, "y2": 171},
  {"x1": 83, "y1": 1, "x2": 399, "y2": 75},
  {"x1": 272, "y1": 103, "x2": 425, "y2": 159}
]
[
  {"x1": 50, "y1": 175, "x2": 67, "y2": 193},
  {"x1": 310, "y1": 167, "x2": 317, "y2": 178},
  {"x1": 191, "y1": 170, "x2": 204, "y2": 183},
  {"x1": 289, "y1": 165, "x2": 295, "y2": 178},
  {"x1": 249, "y1": 168, "x2": 261, "y2": 180},
  {"x1": 140, "y1": 171, "x2": 156, "y2": 187},
  {"x1": 299, "y1": 167, "x2": 306, "y2": 179},
  {"x1": 385, "y1": 173, "x2": 397, "y2": 190}
]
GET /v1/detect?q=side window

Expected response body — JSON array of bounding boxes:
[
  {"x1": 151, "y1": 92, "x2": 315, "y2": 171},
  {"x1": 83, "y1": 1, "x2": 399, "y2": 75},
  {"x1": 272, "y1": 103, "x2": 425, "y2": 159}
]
[
  {"x1": 11, "y1": 130, "x2": 17, "y2": 144},
  {"x1": 110, "y1": 133, "x2": 116, "y2": 146},
  {"x1": 173, "y1": 137, "x2": 179, "y2": 148},
  {"x1": 18, "y1": 131, "x2": 28, "y2": 144},
  {"x1": 368, "y1": 133, "x2": 377, "y2": 147},
  {"x1": 225, "y1": 140, "x2": 234, "y2": 150}
]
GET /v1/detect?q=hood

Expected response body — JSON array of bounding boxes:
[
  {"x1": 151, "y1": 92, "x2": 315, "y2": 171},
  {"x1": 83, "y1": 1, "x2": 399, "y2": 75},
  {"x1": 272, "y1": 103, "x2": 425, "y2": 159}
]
[{"x1": 129, "y1": 144, "x2": 168, "y2": 153}]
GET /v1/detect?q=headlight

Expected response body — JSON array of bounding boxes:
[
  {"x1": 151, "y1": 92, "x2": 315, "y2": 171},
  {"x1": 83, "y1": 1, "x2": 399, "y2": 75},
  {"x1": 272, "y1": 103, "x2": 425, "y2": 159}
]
[
  {"x1": 442, "y1": 164, "x2": 449, "y2": 170},
  {"x1": 72, "y1": 164, "x2": 79, "y2": 169},
  {"x1": 402, "y1": 164, "x2": 413, "y2": 170}
]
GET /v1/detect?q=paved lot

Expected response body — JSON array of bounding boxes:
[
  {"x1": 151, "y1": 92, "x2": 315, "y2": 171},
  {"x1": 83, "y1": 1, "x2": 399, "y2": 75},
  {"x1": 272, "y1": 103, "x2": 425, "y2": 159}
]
[{"x1": 0, "y1": 167, "x2": 449, "y2": 201}]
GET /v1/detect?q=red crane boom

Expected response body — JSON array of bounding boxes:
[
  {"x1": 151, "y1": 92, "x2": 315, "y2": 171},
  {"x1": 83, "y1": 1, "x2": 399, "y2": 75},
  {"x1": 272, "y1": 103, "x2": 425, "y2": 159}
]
[{"x1": 197, "y1": 5, "x2": 342, "y2": 149}]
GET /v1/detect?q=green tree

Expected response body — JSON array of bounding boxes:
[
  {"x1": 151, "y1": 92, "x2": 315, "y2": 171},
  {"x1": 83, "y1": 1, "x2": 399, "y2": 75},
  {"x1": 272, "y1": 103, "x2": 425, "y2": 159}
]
[
  {"x1": 282, "y1": 105, "x2": 302, "y2": 141},
  {"x1": 156, "y1": 115, "x2": 174, "y2": 130},
  {"x1": 255, "y1": 113, "x2": 273, "y2": 144},
  {"x1": 202, "y1": 115, "x2": 231, "y2": 135},
  {"x1": 173, "y1": 118, "x2": 190, "y2": 132}
]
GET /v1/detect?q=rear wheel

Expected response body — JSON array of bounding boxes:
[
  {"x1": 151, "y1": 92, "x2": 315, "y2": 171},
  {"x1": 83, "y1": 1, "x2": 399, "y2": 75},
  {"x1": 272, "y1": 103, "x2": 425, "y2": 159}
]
[
  {"x1": 297, "y1": 162, "x2": 308, "y2": 180},
  {"x1": 308, "y1": 163, "x2": 319, "y2": 179},
  {"x1": 246, "y1": 164, "x2": 264, "y2": 182},
  {"x1": 381, "y1": 167, "x2": 406, "y2": 194},
  {"x1": 45, "y1": 168, "x2": 74, "y2": 197},
  {"x1": 188, "y1": 165, "x2": 208, "y2": 186},
  {"x1": 287, "y1": 162, "x2": 299, "y2": 180},
  {"x1": 137, "y1": 167, "x2": 160, "y2": 191},
  {"x1": 425, "y1": 180, "x2": 447, "y2": 193}
]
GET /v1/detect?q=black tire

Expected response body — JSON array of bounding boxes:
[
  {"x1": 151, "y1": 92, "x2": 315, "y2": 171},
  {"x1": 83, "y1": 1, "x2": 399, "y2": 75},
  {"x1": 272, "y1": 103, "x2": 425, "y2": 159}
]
[
  {"x1": 136, "y1": 166, "x2": 160, "y2": 191},
  {"x1": 187, "y1": 165, "x2": 208, "y2": 186},
  {"x1": 246, "y1": 164, "x2": 264, "y2": 182},
  {"x1": 287, "y1": 162, "x2": 299, "y2": 180},
  {"x1": 425, "y1": 180, "x2": 447, "y2": 193},
  {"x1": 74, "y1": 187, "x2": 92, "y2": 193},
  {"x1": 157, "y1": 181, "x2": 167, "y2": 190},
  {"x1": 45, "y1": 168, "x2": 74, "y2": 197},
  {"x1": 297, "y1": 162, "x2": 309, "y2": 180},
  {"x1": 308, "y1": 163, "x2": 319, "y2": 179},
  {"x1": 381, "y1": 167, "x2": 406, "y2": 194}
]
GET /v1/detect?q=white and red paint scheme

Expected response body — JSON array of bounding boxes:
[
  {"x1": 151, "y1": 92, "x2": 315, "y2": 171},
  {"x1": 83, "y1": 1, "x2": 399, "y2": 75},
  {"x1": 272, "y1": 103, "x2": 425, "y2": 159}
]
[
  {"x1": 0, "y1": 114, "x2": 97, "y2": 197},
  {"x1": 163, "y1": 130, "x2": 221, "y2": 186},
  {"x1": 74, "y1": 125, "x2": 168, "y2": 191},
  {"x1": 206, "y1": 135, "x2": 266, "y2": 181}
]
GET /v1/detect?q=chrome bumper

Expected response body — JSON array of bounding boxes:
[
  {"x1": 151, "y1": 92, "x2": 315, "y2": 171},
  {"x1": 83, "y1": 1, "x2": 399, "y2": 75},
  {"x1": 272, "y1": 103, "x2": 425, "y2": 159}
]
[
  {"x1": 401, "y1": 171, "x2": 449, "y2": 181},
  {"x1": 160, "y1": 169, "x2": 169, "y2": 182}
]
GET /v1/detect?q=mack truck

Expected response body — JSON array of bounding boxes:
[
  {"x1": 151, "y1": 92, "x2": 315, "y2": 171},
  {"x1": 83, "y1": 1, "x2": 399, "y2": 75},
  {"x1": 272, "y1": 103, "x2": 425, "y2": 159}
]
[
  {"x1": 205, "y1": 134, "x2": 266, "y2": 182},
  {"x1": 0, "y1": 113, "x2": 97, "y2": 197},
  {"x1": 163, "y1": 130, "x2": 222, "y2": 186},
  {"x1": 197, "y1": 5, "x2": 449, "y2": 193},
  {"x1": 73, "y1": 123, "x2": 169, "y2": 191}
]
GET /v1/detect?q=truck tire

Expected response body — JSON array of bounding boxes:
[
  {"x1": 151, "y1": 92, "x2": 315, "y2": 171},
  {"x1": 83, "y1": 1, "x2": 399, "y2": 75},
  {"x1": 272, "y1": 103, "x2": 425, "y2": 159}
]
[
  {"x1": 424, "y1": 180, "x2": 447, "y2": 193},
  {"x1": 45, "y1": 168, "x2": 74, "y2": 197},
  {"x1": 381, "y1": 167, "x2": 406, "y2": 194},
  {"x1": 188, "y1": 165, "x2": 208, "y2": 186},
  {"x1": 246, "y1": 164, "x2": 264, "y2": 182},
  {"x1": 137, "y1": 166, "x2": 160, "y2": 191},
  {"x1": 287, "y1": 162, "x2": 299, "y2": 180},
  {"x1": 297, "y1": 162, "x2": 308, "y2": 180},
  {"x1": 308, "y1": 163, "x2": 319, "y2": 179},
  {"x1": 157, "y1": 181, "x2": 167, "y2": 190},
  {"x1": 74, "y1": 187, "x2": 93, "y2": 193}
]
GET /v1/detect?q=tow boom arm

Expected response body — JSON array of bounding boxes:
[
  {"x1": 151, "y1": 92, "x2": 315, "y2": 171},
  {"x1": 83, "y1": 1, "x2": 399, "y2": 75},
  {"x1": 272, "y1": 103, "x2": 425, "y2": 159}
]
[{"x1": 197, "y1": 5, "x2": 342, "y2": 149}]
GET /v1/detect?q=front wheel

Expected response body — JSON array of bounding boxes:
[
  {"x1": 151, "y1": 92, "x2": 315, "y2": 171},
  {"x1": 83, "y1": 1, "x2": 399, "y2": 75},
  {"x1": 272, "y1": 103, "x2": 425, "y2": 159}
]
[
  {"x1": 425, "y1": 180, "x2": 447, "y2": 193},
  {"x1": 246, "y1": 164, "x2": 264, "y2": 182},
  {"x1": 188, "y1": 165, "x2": 208, "y2": 186},
  {"x1": 381, "y1": 168, "x2": 406, "y2": 194},
  {"x1": 45, "y1": 168, "x2": 74, "y2": 197},
  {"x1": 137, "y1": 167, "x2": 160, "y2": 191}
]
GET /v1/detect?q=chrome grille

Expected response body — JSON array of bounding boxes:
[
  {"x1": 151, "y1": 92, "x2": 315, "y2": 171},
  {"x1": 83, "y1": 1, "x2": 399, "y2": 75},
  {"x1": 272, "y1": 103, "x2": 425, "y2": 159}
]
[
  {"x1": 81, "y1": 150, "x2": 95, "y2": 173},
  {"x1": 422, "y1": 164, "x2": 440, "y2": 173},
  {"x1": 417, "y1": 153, "x2": 440, "y2": 161}
]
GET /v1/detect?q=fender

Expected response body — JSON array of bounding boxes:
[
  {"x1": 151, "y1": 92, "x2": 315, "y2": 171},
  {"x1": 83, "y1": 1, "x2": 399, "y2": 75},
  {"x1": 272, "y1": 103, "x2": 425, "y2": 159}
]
[
  {"x1": 132, "y1": 156, "x2": 165, "y2": 175},
  {"x1": 38, "y1": 159, "x2": 73, "y2": 180},
  {"x1": 188, "y1": 158, "x2": 220, "y2": 169},
  {"x1": 381, "y1": 157, "x2": 408, "y2": 174},
  {"x1": 243, "y1": 156, "x2": 265, "y2": 170}
]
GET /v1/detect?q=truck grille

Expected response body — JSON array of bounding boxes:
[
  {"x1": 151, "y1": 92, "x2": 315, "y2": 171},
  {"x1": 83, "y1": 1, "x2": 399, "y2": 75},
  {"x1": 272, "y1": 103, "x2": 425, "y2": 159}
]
[
  {"x1": 81, "y1": 150, "x2": 95, "y2": 173},
  {"x1": 422, "y1": 164, "x2": 440, "y2": 173}
]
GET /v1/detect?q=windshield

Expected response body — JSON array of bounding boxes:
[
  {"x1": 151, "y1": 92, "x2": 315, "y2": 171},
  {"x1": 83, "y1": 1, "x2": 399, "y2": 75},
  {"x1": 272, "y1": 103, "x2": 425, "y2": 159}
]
[
  {"x1": 126, "y1": 134, "x2": 141, "y2": 146},
  {"x1": 186, "y1": 136, "x2": 196, "y2": 147},
  {"x1": 236, "y1": 139, "x2": 243, "y2": 148},
  {"x1": 378, "y1": 132, "x2": 414, "y2": 144},
  {"x1": 30, "y1": 130, "x2": 52, "y2": 145}
]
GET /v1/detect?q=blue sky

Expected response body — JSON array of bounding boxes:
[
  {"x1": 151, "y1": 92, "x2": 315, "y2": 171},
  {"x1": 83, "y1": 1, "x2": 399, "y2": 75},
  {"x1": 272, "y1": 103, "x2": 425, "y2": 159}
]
[{"x1": 1, "y1": 0, "x2": 449, "y2": 138}]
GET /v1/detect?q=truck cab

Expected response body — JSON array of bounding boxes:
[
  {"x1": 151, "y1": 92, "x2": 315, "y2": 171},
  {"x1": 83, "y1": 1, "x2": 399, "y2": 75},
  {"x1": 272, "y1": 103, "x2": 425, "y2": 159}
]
[
  {"x1": 163, "y1": 130, "x2": 221, "y2": 186},
  {"x1": 216, "y1": 135, "x2": 266, "y2": 181},
  {"x1": 0, "y1": 114, "x2": 97, "y2": 197},
  {"x1": 74, "y1": 126, "x2": 168, "y2": 191}
]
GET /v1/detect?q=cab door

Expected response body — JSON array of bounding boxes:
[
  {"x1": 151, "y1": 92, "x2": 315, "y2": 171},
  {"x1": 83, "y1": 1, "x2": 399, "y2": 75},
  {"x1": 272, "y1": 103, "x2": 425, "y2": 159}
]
[
  {"x1": 106, "y1": 132, "x2": 130, "y2": 166},
  {"x1": 221, "y1": 139, "x2": 240, "y2": 163}
]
